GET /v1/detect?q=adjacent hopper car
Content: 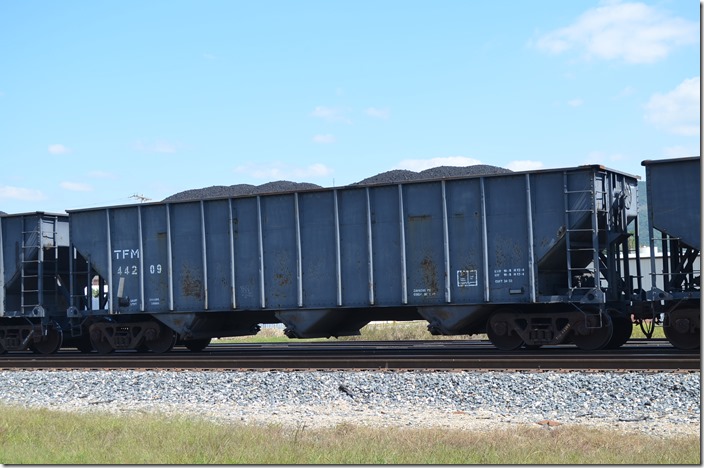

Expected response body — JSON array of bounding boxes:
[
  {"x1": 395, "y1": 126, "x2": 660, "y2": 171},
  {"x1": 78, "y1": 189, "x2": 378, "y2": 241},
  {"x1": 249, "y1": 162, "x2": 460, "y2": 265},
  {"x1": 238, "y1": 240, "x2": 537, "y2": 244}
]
[{"x1": 0, "y1": 157, "x2": 699, "y2": 353}]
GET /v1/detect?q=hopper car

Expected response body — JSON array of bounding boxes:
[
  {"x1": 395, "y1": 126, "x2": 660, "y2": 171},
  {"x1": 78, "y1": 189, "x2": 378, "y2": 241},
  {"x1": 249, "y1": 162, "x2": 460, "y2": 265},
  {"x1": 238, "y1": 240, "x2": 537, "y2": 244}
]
[{"x1": 641, "y1": 157, "x2": 700, "y2": 350}]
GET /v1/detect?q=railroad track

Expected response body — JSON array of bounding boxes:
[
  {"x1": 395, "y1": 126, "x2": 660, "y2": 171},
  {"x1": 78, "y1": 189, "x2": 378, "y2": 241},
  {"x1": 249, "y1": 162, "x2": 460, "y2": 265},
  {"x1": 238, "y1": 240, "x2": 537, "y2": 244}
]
[{"x1": 0, "y1": 340, "x2": 698, "y2": 371}]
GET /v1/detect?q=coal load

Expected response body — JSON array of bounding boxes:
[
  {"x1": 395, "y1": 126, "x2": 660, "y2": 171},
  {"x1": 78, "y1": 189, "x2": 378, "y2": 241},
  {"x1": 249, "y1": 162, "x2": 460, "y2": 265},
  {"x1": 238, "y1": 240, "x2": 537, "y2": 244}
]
[
  {"x1": 164, "y1": 164, "x2": 511, "y2": 202},
  {"x1": 164, "y1": 181, "x2": 323, "y2": 202},
  {"x1": 352, "y1": 164, "x2": 512, "y2": 185}
]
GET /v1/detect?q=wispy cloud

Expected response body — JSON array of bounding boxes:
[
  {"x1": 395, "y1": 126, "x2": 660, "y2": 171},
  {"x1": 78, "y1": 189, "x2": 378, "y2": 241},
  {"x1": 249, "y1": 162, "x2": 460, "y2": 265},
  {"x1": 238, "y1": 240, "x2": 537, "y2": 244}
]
[
  {"x1": 60, "y1": 181, "x2": 93, "y2": 192},
  {"x1": 507, "y1": 160, "x2": 545, "y2": 171},
  {"x1": 567, "y1": 98, "x2": 584, "y2": 107},
  {"x1": 234, "y1": 162, "x2": 334, "y2": 180},
  {"x1": 663, "y1": 145, "x2": 697, "y2": 159},
  {"x1": 395, "y1": 156, "x2": 482, "y2": 172},
  {"x1": 532, "y1": 1, "x2": 697, "y2": 63},
  {"x1": 311, "y1": 106, "x2": 351, "y2": 124},
  {"x1": 366, "y1": 107, "x2": 390, "y2": 119},
  {"x1": 48, "y1": 144, "x2": 71, "y2": 155},
  {"x1": 644, "y1": 77, "x2": 700, "y2": 136},
  {"x1": 0, "y1": 186, "x2": 45, "y2": 201},
  {"x1": 312, "y1": 134, "x2": 336, "y2": 144},
  {"x1": 134, "y1": 139, "x2": 181, "y2": 154},
  {"x1": 614, "y1": 86, "x2": 636, "y2": 99}
]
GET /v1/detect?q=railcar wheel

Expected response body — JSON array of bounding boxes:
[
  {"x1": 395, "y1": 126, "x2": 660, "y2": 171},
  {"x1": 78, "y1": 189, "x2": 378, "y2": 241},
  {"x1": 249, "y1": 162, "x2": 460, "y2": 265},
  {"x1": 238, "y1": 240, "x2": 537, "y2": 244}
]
[
  {"x1": 604, "y1": 310, "x2": 632, "y2": 349},
  {"x1": 144, "y1": 323, "x2": 176, "y2": 354},
  {"x1": 89, "y1": 326, "x2": 115, "y2": 354},
  {"x1": 29, "y1": 325, "x2": 63, "y2": 354},
  {"x1": 571, "y1": 312, "x2": 613, "y2": 351},
  {"x1": 183, "y1": 338, "x2": 211, "y2": 352},
  {"x1": 486, "y1": 313, "x2": 524, "y2": 351},
  {"x1": 663, "y1": 308, "x2": 700, "y2": 350}
]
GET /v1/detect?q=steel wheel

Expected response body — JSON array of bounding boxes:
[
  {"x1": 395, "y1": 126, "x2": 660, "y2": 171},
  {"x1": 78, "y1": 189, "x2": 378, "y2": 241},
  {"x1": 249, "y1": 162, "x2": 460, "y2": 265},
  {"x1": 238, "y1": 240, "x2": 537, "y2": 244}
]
[
  {"x1": 89, "y1": 325, "x2": 115, "y2": 354},
  {"x1": 664, "y1": 308, "x2": 700, "y2": 350},
  {"x1": 572, "y1": 312, "x2": 613, "y2": 351},
  {"x1": 144, "y1": 323, "x2": 176, "y2": 354},
  {"x1": 486, "y1": 313, "x2": 524, "y2": 351},
  {"x1": 604, "y1": 310, "x2": 632, "y2": 349},
  {"x1": 29, "y1": 324, "x2": 63, "y2": 354},
  {"x1": 136, "y1": 342, "x2": 151, "y2": 353}
]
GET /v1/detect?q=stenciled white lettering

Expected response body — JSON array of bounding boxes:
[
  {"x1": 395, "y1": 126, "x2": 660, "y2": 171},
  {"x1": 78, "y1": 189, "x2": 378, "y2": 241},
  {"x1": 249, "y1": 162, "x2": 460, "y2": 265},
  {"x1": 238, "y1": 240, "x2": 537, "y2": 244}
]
[{"x1": 114, "y1": 248, "x2": 141, "y2": 260}]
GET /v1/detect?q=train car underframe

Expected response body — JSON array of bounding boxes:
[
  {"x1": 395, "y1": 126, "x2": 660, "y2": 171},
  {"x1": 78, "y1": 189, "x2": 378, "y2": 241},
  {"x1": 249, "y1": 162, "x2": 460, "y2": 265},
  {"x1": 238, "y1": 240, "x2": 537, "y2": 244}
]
[{"x1": 0, "y1": 317, "x2": 64, "y2": 354}]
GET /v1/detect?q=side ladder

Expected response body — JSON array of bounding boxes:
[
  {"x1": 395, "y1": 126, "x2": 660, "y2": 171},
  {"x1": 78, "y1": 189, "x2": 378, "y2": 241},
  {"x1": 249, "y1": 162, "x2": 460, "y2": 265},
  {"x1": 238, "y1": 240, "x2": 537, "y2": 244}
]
[
  {"x1": 20, "y1": 217, "x2": 59, "y2": 317},
  {"x1": 562, "y1": 170, "x2": 609, "y2": 298}
]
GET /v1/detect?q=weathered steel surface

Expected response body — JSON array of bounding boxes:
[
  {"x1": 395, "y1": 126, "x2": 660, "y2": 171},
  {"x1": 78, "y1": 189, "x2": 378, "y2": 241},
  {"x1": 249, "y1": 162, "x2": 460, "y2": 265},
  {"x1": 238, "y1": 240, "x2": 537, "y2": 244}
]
[
  {"x1": 67, "y1": 165, "x2": 640, "y2": 338},
  {"x1": 643, "y1": 157, "x2": 701, "y2": 250}
]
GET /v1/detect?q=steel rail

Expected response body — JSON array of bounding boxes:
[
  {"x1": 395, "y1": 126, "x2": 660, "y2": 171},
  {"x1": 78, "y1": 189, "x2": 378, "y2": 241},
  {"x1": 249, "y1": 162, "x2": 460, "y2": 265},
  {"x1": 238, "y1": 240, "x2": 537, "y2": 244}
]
[{"x1": 0, "y1": 342, "x2": 698, "y2": 371}]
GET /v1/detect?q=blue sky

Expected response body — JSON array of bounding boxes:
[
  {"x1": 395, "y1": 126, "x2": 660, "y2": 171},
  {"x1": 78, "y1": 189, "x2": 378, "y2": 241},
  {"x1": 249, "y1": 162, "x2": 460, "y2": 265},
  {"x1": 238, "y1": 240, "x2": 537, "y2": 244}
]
[{"x1": 0, "y1": 0, "x2": 699, "y2": 214}]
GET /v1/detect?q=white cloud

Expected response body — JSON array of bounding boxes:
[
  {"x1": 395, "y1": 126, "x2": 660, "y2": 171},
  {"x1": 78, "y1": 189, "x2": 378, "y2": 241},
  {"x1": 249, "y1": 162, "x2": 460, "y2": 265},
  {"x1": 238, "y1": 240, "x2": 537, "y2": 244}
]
[
  {"x1": 567, "y1": 98, "x2": 584, "y2": 107},
  {"x1": 506, "y1": 160, "x2": 545, "y2": 171},
  {"x1": 395, "y1": 156, "x2": 482, "y2": 172},
  {"x1": 533, "y1": 1, "x2": 697, "y2": 63},
  {"x1": 311, "y1": 106, "x2": 351, "y2": 124},
  {"x1": 234, "y1": 162, "x2": 334, "y2": 180},
  {"x1": 60, "y1": 181, "x2": 93, "y2": 192},
  {"x1": 663, "y1": 145, "x2": 697, "y2": 158},
  {"x1": 644, "y1": 77, "x2": 700, "y2": 136},
  {"x1": 614, "y1": 86, "x2": 636, "y2": 99},
  {"x1": 0, "y1": 186, "x2": 45, "y2": 201},
  {"x1": 134, "y1": 139, "x2": 180, "y2": 154},
  {"x1": 48, "y1": 144, "x2": 71, "y2": 155},
  {"x1": 366, "y1": 107, "x2": 390, "y2": 119},
  {"x1": 312, "y1": 134, "x2": 336, "y2": 144}
]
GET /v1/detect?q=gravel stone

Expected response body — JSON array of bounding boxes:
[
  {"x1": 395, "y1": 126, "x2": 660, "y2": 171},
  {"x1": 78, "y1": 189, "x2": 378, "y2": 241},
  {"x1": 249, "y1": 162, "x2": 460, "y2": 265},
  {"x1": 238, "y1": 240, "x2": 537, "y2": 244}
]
[{"x1": 0, "y1": 370, "x2": 698, "y2": 438}]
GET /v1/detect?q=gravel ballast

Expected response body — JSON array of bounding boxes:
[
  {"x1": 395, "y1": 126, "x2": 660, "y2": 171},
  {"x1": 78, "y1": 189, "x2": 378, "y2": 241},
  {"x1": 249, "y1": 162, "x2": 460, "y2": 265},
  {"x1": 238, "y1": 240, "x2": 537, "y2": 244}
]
[{"x1": 0, "y1": 370, "x2": 699, "y2": 438}]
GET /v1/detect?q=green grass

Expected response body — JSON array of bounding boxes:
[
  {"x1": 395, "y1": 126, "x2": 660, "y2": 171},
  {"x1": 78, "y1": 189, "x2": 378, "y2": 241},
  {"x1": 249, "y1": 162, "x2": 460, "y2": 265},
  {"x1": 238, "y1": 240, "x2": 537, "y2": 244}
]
[
  {"x1": 0, "y1": 405, "x2": 699, "y2": 464},
  {"x1": 630, "y1": 322, "x2": 666, "y2": 340},
  {"x1": 220, "y1": 319, "x2": 665, "y2": 344}
]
